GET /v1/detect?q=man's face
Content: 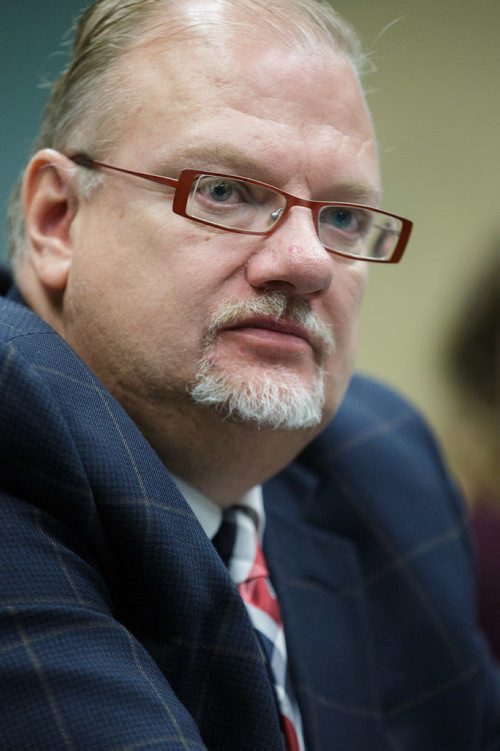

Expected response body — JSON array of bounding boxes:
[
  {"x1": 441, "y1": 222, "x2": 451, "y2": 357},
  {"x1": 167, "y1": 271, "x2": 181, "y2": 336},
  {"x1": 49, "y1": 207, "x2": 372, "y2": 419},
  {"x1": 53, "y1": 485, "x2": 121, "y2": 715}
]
[{"x1": 62, "y1": 27, "x2": 380, "y2": 432}]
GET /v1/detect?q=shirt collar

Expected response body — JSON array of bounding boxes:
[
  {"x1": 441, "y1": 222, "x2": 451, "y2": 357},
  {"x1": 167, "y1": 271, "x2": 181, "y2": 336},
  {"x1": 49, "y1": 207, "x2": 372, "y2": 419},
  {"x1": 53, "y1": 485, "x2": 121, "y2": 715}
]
[{"x1": 171, "y1": 474, "x2": 265, "y2": 540}]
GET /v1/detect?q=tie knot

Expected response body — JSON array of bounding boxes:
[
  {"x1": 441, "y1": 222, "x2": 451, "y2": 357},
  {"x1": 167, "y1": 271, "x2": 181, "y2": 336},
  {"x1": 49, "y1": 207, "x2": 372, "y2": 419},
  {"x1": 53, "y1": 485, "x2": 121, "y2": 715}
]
[{"x1": 212, "y1": 505, "x2": 266, "y2": 585}]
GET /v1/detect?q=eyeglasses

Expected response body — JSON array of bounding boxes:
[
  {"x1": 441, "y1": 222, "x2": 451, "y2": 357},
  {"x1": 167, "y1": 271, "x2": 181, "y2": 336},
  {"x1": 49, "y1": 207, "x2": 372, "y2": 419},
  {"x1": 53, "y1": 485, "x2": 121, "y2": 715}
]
[{"x1": 69, "y1": 153, "x2": 413, "y2": 263}]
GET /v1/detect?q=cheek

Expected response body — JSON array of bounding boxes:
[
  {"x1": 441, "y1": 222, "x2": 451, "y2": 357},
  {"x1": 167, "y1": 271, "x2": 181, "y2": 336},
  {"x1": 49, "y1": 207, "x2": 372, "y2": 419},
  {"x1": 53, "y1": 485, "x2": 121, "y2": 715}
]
[
  {"x1": 325, "y1": 262, "x2": 368, "y2": 342},
  {"x1": 320, "y1": 263, "x2": 367, "y2": 407}
]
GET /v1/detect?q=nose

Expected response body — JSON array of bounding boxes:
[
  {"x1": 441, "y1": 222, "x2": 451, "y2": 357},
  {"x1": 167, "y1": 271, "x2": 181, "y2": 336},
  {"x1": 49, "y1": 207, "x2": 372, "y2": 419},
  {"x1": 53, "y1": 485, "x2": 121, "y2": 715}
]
[{"x1": 245, "y1": 207, "x2": 335, "y2": 299}]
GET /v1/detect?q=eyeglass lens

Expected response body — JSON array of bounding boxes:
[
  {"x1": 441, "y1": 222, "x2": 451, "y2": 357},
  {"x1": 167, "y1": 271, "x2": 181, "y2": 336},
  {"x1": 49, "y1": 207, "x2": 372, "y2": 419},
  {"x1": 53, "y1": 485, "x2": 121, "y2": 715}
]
[{"x1": 187, "y1": 175, "x2": 286, "y2": 233}]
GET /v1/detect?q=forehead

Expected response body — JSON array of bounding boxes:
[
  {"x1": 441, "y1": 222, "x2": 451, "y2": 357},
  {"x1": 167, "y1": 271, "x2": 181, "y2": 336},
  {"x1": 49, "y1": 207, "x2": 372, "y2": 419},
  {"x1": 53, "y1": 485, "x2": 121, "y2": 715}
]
[{"x1": 110, "y1": 26, "x2": 379, "y2": 195}]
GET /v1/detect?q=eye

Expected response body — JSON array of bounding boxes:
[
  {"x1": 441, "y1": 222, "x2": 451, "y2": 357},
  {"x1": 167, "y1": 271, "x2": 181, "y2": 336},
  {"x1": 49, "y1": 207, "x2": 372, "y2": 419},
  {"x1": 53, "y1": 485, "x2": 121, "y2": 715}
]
[
  {"x1": 322, "y1": 207, "x2": 365, "y2": 233},
  {"x1": 209, "y1": 180, "x2": 234, "y2": 202},
  {"x1": 197, "y1": 177, "x2": 251, "y2": 205},
  {"x1": 333, "y1": 210, "x2": 354, "y2": 229}
]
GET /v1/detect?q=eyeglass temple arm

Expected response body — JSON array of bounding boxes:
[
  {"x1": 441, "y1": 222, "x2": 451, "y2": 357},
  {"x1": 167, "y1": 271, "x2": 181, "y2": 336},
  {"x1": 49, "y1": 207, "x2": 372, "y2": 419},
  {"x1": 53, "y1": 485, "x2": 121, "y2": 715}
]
[{"x1": 68, "y1": 153, "x2": 179, "y2": 189}]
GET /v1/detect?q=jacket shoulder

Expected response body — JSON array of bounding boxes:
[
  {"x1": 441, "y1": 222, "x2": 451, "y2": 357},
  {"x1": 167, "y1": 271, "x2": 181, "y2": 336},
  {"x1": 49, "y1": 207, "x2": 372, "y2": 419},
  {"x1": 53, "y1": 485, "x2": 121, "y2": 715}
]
[
  {"x1": 305, "y1": 372, "x2": 444, "y2": 467},
  {"x1": 299, "y1": 372, "x2": 469, "y2": 554},
  {"x1": 0, "y1": 295, "x2": 55, "y2": 341}
]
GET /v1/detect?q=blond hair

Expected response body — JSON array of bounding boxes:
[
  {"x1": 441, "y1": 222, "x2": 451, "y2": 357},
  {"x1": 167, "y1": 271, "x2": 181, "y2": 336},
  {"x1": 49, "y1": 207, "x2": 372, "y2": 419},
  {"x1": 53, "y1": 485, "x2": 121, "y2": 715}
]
[{"x1": 7, "y1": 0, "x2": 366, "y2": 265}]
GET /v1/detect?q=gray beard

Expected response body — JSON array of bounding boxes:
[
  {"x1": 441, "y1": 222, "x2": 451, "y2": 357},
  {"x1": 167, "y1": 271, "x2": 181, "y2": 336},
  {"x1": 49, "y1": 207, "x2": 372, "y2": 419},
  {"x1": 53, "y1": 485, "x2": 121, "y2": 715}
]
[
  {"x1": 189, "y1": 357, "x2": 326, "y2": 430},
  {"x1": 188, "y1": 292, "x2": 335, "y2": 430},
  {"x1": 188, "y1": 292, "x2": 333, "y2": 430}
]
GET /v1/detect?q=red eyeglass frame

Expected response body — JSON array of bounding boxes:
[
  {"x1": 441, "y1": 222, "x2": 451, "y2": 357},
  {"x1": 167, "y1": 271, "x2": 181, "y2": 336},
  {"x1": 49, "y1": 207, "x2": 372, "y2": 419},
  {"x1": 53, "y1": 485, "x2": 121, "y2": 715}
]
[{"x1": 69, "y1": 153, "x2": 413, "y2": 263}]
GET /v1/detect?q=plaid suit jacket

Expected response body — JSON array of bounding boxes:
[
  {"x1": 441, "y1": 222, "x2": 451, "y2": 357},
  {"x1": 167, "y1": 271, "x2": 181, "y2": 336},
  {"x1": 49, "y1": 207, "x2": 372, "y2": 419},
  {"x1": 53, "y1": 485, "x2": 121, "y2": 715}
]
[{"x1": 1, "y1": 292, "x2": 499, "y2": 750}]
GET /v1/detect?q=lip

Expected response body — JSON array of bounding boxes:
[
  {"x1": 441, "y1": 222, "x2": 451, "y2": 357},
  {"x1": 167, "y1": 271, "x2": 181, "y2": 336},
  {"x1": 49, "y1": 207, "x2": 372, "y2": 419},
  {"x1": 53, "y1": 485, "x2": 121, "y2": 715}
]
[{"x1": 220, "y1": 316, "x2": 314, "y2": 348}]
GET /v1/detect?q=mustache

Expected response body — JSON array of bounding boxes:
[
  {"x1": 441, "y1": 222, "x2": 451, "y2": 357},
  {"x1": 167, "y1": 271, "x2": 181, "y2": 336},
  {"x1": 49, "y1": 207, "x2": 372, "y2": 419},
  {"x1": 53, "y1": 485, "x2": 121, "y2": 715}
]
[{"x1": 202, "y1": 292, "x2": 335, "y2": 358}]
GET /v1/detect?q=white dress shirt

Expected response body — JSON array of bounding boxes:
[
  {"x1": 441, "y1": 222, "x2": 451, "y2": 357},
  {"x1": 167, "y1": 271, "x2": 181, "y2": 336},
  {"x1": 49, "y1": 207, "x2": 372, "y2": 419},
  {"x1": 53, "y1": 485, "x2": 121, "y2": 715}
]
[{"x1": 170, "y1": 474, "x2": 265, "y2": 541}]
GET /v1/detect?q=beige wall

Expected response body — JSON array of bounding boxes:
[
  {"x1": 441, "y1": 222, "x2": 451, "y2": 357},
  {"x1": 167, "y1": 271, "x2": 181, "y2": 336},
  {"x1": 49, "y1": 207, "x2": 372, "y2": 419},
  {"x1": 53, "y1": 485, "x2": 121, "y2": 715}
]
[{"x1": 334, "y1": 0, "x2": 499, "y2": 480}]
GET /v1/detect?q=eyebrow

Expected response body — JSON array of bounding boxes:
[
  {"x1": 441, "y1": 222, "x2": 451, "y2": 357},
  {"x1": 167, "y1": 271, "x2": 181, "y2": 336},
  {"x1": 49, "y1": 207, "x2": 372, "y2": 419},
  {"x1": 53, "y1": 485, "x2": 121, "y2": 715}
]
[
  {"x1": 165, "y1": 144, "x2": 272, "y2": 180},
  {"x1": 162, "y1": 143, "x2": 382, "y2": 206}
]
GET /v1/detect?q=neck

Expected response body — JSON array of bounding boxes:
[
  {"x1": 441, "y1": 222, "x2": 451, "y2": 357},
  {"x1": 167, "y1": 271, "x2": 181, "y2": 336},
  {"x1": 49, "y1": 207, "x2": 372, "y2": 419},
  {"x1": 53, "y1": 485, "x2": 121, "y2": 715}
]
[{"x1": 116, "y1": 390, "x2": 319, "y2": 507}]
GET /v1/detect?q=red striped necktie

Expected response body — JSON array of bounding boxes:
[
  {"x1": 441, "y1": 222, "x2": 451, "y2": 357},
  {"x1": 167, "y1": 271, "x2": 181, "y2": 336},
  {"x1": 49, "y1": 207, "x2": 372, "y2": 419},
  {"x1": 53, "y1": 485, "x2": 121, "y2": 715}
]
[{"x1": 213, "y1": 505, "x2": 305, "y2": 751}]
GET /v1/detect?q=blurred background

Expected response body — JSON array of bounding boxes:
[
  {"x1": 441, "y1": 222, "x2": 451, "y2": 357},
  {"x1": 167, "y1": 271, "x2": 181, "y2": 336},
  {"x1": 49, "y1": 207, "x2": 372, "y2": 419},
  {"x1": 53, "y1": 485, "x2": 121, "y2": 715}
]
[{"x1": 1, "y1": 0, "x2": 499, "y2": 492}]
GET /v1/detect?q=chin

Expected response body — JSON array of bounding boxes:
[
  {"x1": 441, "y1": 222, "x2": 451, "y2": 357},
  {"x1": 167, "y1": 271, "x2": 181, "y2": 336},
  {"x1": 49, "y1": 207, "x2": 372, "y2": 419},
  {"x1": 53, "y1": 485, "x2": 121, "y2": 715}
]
[{"x1": 189, "y1": 358, "x2": 327, "y2": 431}]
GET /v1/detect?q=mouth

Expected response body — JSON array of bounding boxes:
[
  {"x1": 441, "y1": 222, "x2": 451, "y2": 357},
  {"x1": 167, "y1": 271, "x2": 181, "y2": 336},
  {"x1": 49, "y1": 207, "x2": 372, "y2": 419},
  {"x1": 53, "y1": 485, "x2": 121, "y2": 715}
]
[
  {"x1": 223, "y1": 316, "x2": 310, "y2": 339},
  {"x1": 219, "y1": 315, "x2": 319, "y2": 356},
  {"x1": 201, "y1": 293, "x2": 335, "y2": 365}
]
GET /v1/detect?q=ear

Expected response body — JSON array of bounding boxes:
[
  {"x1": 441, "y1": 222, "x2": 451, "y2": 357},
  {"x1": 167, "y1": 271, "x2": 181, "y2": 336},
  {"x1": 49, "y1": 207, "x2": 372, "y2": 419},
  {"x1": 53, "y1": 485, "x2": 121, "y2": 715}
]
[{"x1": 23, "y1": 149, "x2": 80, "y2": 293}]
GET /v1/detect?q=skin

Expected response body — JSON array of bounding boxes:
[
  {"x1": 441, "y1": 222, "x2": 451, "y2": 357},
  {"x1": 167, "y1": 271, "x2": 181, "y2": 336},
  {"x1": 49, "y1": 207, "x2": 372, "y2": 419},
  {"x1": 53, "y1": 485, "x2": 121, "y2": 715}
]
[{"x1": 18, "y1": 20, "x2": 380, "y2": 506}]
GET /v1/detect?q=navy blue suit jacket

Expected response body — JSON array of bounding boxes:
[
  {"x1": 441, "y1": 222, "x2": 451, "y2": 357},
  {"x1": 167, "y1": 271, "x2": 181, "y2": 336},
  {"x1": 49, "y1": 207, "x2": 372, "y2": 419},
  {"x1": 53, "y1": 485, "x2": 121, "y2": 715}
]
[{"x1": 1, "y1": 292, "x2": 500, "y2": 749}]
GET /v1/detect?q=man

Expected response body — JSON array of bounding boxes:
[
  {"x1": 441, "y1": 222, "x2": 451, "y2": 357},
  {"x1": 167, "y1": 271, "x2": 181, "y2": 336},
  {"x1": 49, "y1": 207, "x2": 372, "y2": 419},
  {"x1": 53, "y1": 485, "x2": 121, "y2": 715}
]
[{"x1": 1, "y1": 0, "x2": 498, "y2": 748}]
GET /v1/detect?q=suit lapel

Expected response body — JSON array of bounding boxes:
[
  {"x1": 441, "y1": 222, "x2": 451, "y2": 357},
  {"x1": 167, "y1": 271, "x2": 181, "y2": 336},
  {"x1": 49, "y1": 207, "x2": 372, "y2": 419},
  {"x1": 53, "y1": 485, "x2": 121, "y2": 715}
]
[
  {"x1": 264, "y1": 463, "x2": 387, "y2": 750},
  {"x1": 93, "y1": 428, "x2": 285, "y2": 749}
]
